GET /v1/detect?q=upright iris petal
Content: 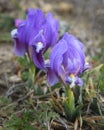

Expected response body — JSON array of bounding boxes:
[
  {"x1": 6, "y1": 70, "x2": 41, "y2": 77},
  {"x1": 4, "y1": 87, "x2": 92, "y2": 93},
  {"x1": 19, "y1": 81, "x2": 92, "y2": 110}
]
[
  {"x1": 48, "y1": 33, "x2": 88, "y2": 87},
  {"x1": 30, "y1": 11, "x2": 59, "y2": 69},
  {"x1": 42, "y1": 13, "x2": 59, "y2": 51}
]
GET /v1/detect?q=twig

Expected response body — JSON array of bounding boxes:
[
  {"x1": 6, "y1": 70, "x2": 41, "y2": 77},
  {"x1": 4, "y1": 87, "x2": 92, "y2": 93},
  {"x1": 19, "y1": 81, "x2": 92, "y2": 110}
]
[
  {"x1": 52, "y1": 118, "x2": 71, "y2": 130},
  {"x1": 86, "y1": 99, "x2": 92, "y2": 114},
  {"x1": 17, "y1": 90, "x2": 34, "y2": 102},
  {"x1": 4, "y1": 73, "x2": 9, "y2": 88},
  {"x1": 6, "y1": 83, "x2": 25, "y2": 97},
  {"x1": 1, "y1": 102, "x2": 17, "y2": 111},
  {"x1": 32, "y1": 92, "x2": 54, "y2": 100}
]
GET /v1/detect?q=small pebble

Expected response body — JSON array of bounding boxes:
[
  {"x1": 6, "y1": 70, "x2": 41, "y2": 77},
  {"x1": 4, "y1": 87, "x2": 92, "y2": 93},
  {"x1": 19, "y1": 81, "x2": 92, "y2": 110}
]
[{"x1": 9, "y1": 75, "x2": 21, "y2": 83}]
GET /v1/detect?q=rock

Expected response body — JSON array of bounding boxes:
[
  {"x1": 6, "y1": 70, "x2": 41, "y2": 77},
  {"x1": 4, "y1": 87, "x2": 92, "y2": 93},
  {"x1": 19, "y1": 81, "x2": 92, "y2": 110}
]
[
  {"x1": 0, "y1": 126, "x2": 4, "y2": 130},
  {"x1": 9, "y1": 75, "x2": 21, "y2": 83},
  {"x1": 19, "y1": 0, "x2": 38, "y2": 11},
  {"x1": 55, "y1": 2, "x2": 73, "y2": 14},
  {"x1": 93, "y1": 9, "x2": 104, "y2": 34},
  {"x1": 42, "y1": 3, "x2": 53, "y2": 12},
  {"x1": 0, "y1": 79, "x2": 7, "y2": 88},
  {"x1": 0, "y1": 79, "x2": 7, "y2": 95},
  {"x1": 0, "y1": 44, "x2": 14, "y2": 61},
  {"x1": 0, "y1": 0, "x2": 18, "y2": 12}
]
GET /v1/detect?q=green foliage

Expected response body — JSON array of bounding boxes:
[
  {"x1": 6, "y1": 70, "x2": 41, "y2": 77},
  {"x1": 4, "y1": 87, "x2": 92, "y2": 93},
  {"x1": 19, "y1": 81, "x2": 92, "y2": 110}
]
[
  {"x1": 91, "y1": 39, "x2": 104, "y2": 92},
  {"x1": 18, "y1": 55, "x2": 30, "y2": 69},
  {"x1": 21, "y1": 71, "x2": 28, "y2": 81},
  {"x1": 98, "y1": 65, "x2": 104, "y2": 92},
  {"x1": 5, "y1": 111, "x2": 36, "y2": 130},
  {"x1": 0, "y1": 14, "x2": 14, "y2": 31},
  {"x1": 95, "y1": 39, "x2": 104, "y2": 63},
  {"x1": 18, "y1": 55, "x2": 36, "y2": 89},
  {"x1": 83, "y1": 64, "x2": 104, "y2": 93},
  {"x1": 63, "y1": 86, "x2": 83, "y2": 122},
  {"x1": 63, "y1": 87, "x2": 75, "y2": 121},
  {"x1": 0, "y1": 96, "x2": 16, "y2": 122},
  {"x1": 0, "y1": 33, "x2": 12, "y2": 43},
  {"x1": 5, "y1": 103, "x2": 59, "y2": 130},
  {"x1": 0, "y1": 96, "x2": 12, "y2": 107}
]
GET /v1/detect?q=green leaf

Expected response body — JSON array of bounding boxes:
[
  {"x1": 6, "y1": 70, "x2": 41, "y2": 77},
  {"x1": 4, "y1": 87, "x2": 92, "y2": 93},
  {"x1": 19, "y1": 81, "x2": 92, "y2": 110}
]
[{"x1": 63, "y1": 87, "x2": 75, "y2": 121}]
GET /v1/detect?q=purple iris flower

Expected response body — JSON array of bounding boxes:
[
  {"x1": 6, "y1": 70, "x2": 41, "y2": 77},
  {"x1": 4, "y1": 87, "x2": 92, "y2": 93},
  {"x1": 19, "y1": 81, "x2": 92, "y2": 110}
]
[
  {"x1": 11, "y1": 8, "x2": 59, "y2": 69},
  {"x1": 31, "y1": 12, "x2": 59, "y2": 69},
  {"x1": 48, "y1": 33, "x2": 88, "y2": 87}
]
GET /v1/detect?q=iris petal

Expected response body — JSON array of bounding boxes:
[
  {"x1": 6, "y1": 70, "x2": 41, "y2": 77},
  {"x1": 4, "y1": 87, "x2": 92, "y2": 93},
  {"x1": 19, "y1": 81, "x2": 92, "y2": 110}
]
[
  {"x1": 75, "y1": 77, "x2": 83, "y2": 87},
  {"x1": 11, "y1": 29, "x2": 17, "y2": 38},
  {"x1": 15, "y1": 19, "x2": 24, "y2": 27},
  {"x1": 50, "y1": 39, "x2": 67, "y2": 74},
  {"x1": 27, "y1": 8, "x2": 45, "y2": 29},
  {"x1": 31, "y1": 31, "x2": 46, "y2": 69},
  {"x1": 42, "y1": 12, "x2": 59, "y2": 51},
  {"x1": 32, "y1": 48, "x2": 44, "y2": 70},
  {"x1": 47, "y1": 68, "x2": 59, "y2": 86},
  {"x1": 14, "y1": 38, "x2": 26, "y2": 56}
]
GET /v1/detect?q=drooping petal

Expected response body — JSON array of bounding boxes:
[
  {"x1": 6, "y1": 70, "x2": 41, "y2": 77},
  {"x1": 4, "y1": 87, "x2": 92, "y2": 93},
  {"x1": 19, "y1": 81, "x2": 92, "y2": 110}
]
[
  {"x1": 44, "y1": 59, "x2": 59, "y2": 86},
  {"x1": 32, "y1": 47, "x2": 45, "y2": 70},
  {"x1": 31, "y1": 31, "x2": 46, "y2": 69},
  {"x1": 11, "y1": 29, "x2": 26, "y2": 56},
  {"x1": 75, "y1": 77, "x2": 83, "y2": 87},
  {"x1": 66, "y1": 75, "x2": 76, "y2": 88},
  {"x1": 66, "y1": 76, "x2": 83, "y2": 88},
  {"x1": 14, "y1": 38, "x2": 26, "y2": 56},
  {"x1": 47, "y1": 68, "x2": 59, "y2": 86}
]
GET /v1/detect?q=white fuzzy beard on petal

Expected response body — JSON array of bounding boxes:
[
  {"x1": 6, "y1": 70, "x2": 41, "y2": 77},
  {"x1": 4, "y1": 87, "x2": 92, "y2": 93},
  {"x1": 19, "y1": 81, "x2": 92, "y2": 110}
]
[
  {"x1": 70, "y1": 80, "x2": 75, "y2": 88},
  {"x1": 69, "y1": 75, "x2": 76, "y2": 88},
  {"x1": 45, "y1": 59, "x2": 50, "y2": 67},
  {"x1": 85, "y1": 62, "x2": 89, "y2": 66},
  {"x1": 36, "y1": 42, "x2": 43, "y2": 53},
  {"x1": 45, "y1": 59, "x2": 50, "y2": 64},
  {"x1": 11, "y1": 29, "x2": 17, "y2": 38}
]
